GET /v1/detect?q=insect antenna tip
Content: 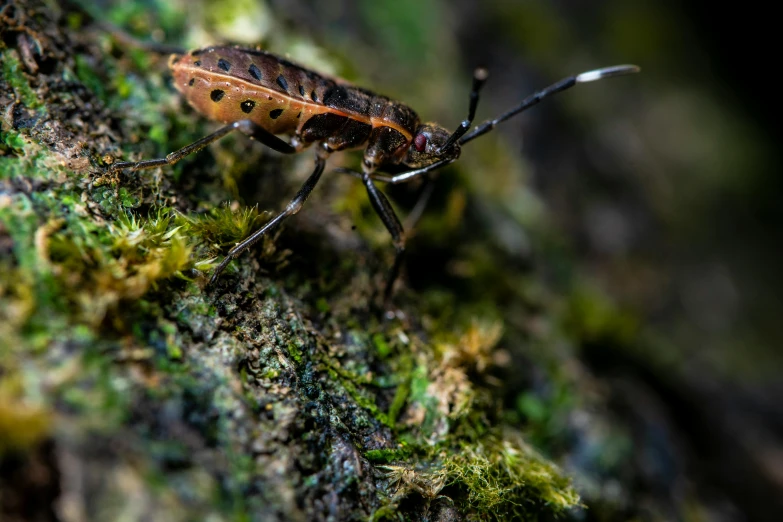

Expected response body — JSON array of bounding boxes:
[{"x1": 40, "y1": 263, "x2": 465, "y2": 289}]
[{"x1": 576, "y1": 64, "x2": 640, "y2": 83}]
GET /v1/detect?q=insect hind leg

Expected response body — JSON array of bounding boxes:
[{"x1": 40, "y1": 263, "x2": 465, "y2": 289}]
[
  {"x1": 108, "y1": 119, "x2": 297, "y2": 173},
  {"x1": 209, "y1": 153, "x2": 328, "y2": 284}
]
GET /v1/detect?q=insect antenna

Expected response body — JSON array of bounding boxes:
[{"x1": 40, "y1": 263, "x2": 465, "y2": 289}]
[
  {"x1": 459, "y1": 64, "x2": 640, "y2": 145},
  {"x1": 438, "y1": 68, "x2": 490, "y2": 153}
]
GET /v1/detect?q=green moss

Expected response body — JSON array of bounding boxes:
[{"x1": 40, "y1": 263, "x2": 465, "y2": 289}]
[
  {"x1": 2, "y1": 130, "x2": 27, "y2": 151},
  {"x1": 286, "y1": 341, "x2": 302, "y2": 363},
  {"x1": 372, "y1": 332, "x2": 392, "y2": 358},
  {"x1": 182, "y1": 204, "x2": 279, "y2": 257},
  {"x1": 386, "y1": 357, "x2": 412, "y2": 425},
  {"x1": 365, "y1": 447, "x2": 412, "y2": 464},
  {"x1": 440, "y1": 435, "x2": 581, "y2": 517},
  {"x1": 3, "y1": 204, "x2": 193, "y2": 325},
  {"x1": 118, "y1": 186, "x2": 141, "y2": 208},
  {"x1": 327, "y1": 367, "x2": 392, "y2": 428},
  {"x1": 202, "y1": 0, "x2": 273, "y2": 44},
  {"x1": 0, "y1": 50, "x2": 42, "y2": 109},
  {"x1": 104, "y1": 0, "x2": 185, "y2": 41},
  {"x1": 0, "y1": 145, "x2": 64, "y2": 181},
  {"x1": 374, "y1": 433, "x2": 579, "y2": 520}
]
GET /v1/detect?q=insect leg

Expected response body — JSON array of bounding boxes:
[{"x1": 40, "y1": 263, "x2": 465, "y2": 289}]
[
  {"x1": 234, "y1": 120, "x2": 300, "y2": 154},
  {"x1": 361, "y1": 172, "x2": 406, "y2": 306},
  {"x1": 382, "y1": 158, "x2": 457, "y2": 184},
  {"x1": 109, "y1": 120, "x2": 297, "y2": 172},
  {"x1": 331, "y1": 165, "x2": 430, "y2": 230},
  {"x1": 209, "y1": 153, "x2": 328, "y2": 284},
  {"x1": 332, "y1": 158, "x2": 455, "y2": 185}
]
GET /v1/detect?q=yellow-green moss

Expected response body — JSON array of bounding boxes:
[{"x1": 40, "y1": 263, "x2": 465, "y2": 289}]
[{"x1": 441, "y1": 435, "x2": 581, "y2": 516}]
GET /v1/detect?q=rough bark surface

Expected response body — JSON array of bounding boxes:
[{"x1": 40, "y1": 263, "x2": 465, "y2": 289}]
[
  {"x1": 3, "y1": 1, "x2": 782, "y2": 521},
  {"x1": 1, "y1": 2, "x2": 580, "y2": 520}
]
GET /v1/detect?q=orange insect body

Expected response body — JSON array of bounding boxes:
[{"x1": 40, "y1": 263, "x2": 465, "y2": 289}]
[{"x1": 169, "y1": 46, "x2": 420, "y2": 167}]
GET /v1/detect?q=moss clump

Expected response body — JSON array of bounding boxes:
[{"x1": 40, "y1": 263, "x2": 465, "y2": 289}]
[
  {"x1": 181, "y1": 203, "x2": 286, "y2": 270},
  {"x1": 377, "y1": 433, "x2": 579, "y2": 520},
  {"x1": 441, "y1": 434, "x2": 580, "y2": 516},
  {"x1": 0, "y1": 50, "x2": 43, "y2": 109},
  {"x1": 362, "y1": 318, "x2": 579, "y2": 520},
  {"x1": 42, "y1": 207, "x2": 192, "y2": 325}
]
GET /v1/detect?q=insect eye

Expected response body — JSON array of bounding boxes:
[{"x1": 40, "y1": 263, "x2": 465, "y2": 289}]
[{"x1": 413, "y1": 134, "x2": 427, "y2": 152}]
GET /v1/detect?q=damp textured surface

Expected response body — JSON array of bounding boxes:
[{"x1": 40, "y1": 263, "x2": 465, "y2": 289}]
[{"x1": 2, "y1": 1, "x2": 782, "y2": 521}]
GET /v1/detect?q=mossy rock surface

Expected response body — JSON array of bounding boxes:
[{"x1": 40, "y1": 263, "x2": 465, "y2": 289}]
[
  {"x1": 0, "y1": 2, "x2": 586, "y2": 520},
  {"x1": 5, "y1": 1, "x2": 780, "y2": 521}
]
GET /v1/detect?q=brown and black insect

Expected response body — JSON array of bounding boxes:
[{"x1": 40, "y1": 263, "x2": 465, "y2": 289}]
[{"x1": 109, "y1": 44, "x2": 639, "y2": 303}]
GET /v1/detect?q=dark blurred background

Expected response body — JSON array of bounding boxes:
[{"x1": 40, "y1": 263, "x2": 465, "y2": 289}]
[{"x1": 106, "y1": 0, "x2": 783, "y2": 519}]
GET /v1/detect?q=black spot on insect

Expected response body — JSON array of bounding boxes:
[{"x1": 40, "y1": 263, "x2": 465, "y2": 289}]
[
  {"x1": 249, "y1": 64, "x2": 262, "y2": 81},
  {"x1": 276, "y1": 75, "x2": 288, "y2": 91},
  {"x1": 268, "y1": 96, "x2": 272, "y2": 101},
  {"x1": 211, "y1": 89, "x2": 225, "y2": 102},
  {"x1": 218, "y1": 59, "x2": 231, "y2": 72},
  {"x1": 269, "y1": 108, "x2": 284, "y2": 119},
  {"x1": 194, "y1": 60, "x2": 201, "y2": 67},
  {"x1": 188, "y1": 78, "x2": 195, "y2": 86},
  {"x1": 310, "y1": 91, "x2": 318, "y2": 102},
  {"x1": 240, "y1": 100, "x2": 255, "y2": 114},
  {"x1": 299, "y1": 85, "x2": 305, "y2": 96},
  {"x1": 297, "y1": 111, "x2": 302, "y2": 118}
]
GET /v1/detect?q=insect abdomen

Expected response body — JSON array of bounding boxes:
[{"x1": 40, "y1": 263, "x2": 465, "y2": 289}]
[
  {"x1": 169, "y1": 46, "x2": 419, "y2": 149},
  {"x1": 170, "y1": 47, "x2": 325, "y2": 135}
]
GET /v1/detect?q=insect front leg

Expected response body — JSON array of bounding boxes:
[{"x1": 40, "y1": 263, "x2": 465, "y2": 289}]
[
  {"x1": 334, "y1": 161, "x2": 455, "y2": 235},
  {"x1": 360, "y1": 168, "x2": 407, "y2": 309},
  {"x1": 209, "y1": 150, "x2": 328, "y2": 284},
  {"x1": 108, "y1": 119, "x2": 297, "y2": 173},
  {"x1": 333, "y1": 158, "x2": 455, "y2": 185},
  {"x1": 336, "y1": 167, "x2": 436, "y2": 230}
]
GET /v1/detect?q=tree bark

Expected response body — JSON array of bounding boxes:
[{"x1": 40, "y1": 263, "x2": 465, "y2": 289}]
[{"x1": 0, "y1": 1, "x2": 580, "y2": 520}]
